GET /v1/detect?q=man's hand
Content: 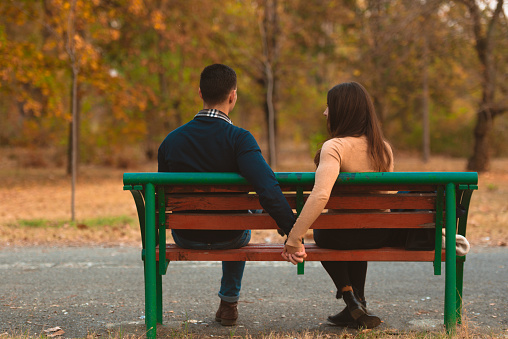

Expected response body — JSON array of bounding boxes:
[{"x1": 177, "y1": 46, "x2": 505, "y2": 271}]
[{"x1": 281, "y1": 243, "x2": 307, "y2": 265}]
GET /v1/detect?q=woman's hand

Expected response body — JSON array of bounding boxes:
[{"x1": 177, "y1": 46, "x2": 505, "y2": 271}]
[{"x1": 281, "y1": 243, "x2": 307, "y2": 265}]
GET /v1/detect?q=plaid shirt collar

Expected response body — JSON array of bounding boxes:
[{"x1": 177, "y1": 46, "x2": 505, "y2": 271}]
[{"x1": 194, "y1": 109, "x2": 233, "y2": 125}]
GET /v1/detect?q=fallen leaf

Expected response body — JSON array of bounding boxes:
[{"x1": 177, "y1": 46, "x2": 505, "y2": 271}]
[
  {"x1": 47, "y1": 330, "x2": 65, "y2": 337},
  {"x1": 44, "y1": 327, "x2": 62, "y2": 333}
]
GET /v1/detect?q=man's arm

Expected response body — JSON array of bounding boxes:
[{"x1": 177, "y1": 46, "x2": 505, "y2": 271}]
[
  {"x1": 235, "y1": 132, "x2": 296, "y2": 234},
  {"x1": 158, "y1": 143, "x2": 170, "y2": 172}
]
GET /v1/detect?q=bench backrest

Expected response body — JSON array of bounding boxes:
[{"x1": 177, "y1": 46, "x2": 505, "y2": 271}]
[{"x1": 124, "y1": 171, "x2": 477, "y2": 234}]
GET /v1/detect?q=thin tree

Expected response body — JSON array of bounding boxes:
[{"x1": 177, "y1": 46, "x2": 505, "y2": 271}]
[
  {"x1": 422, "y1": 31, "x2": 431, "y2": 163},
  {"x1": 66, "y1": 0, "x2": 79, "y2": 221},
  {"x1": 259, "y1": 0, "x2": 279, "y2": 168}
]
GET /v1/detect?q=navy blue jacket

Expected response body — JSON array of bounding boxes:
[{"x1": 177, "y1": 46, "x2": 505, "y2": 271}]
[{"x1": 158, "y1": 114, "x2": 295, "y2": 242}]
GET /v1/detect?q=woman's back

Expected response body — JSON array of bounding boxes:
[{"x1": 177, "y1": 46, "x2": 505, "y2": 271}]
[
  {"x1": 285, "y1": 135, "x2": 392, "y2": 248},
  {"x1": 322, "y1": 136, "x2": 393, "y2": 173}
]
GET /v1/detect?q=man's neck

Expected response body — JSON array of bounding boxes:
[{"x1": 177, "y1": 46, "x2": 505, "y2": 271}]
[{"x1": 203, "y1": 103, "x2": 230, "y2": 115}]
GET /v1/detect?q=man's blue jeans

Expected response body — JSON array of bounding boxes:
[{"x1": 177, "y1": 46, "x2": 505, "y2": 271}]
[{"x1": 171, "y1": 230, "x2": 251, "y2": 302}]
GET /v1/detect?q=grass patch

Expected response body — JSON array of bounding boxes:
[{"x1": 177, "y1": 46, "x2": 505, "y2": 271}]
[
  {"x1": 10, "y1": 216, "x2": 137, "y2": 229},
  {"x1": 15, "y1": 219, "x2": 56, "y2": 228},
  {"x1": 485, "y1": 183, "x2": 499, "y2": 192},
  {"x1": 77, "y1": 215, "x2": 137, "y2": 228},
  {"x1": 1, "y1": 215, "x2": 140, "y2": 246}
]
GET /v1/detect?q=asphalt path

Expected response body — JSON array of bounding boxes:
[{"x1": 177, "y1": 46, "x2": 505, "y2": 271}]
[{"x1": 1, "y1": 246, "x2": 507, "y2": 338}]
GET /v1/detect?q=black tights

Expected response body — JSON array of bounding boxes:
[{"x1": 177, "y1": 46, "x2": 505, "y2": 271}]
[
  {"x1": 314, "y1": 228, "x2": 393, "y2": 300},
  {"x1": 321, "y1": 261, "x2": 367, "y2": 300}
]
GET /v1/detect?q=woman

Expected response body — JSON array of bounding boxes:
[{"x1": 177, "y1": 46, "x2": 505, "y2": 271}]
[{"x1": 281, "y1": 82, "x2": 393, "y2": 329}]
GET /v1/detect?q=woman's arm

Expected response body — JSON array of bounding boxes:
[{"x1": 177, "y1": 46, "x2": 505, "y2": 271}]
[{"x1": 285, "y1": 141, "x2": 342, "y2": 251}]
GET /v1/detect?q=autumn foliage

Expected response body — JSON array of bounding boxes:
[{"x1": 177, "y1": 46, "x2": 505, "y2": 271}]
[{"x1": 0, "y1": 0, "x2": 507, "y2": 170}]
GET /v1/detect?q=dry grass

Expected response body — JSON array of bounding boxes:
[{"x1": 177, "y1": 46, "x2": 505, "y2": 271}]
[
  {"x1": 2, "y1": 324, "x2": 506, "y2": 339},
  {"x1": 1, "y1": 147, "x2": 507, "y2": 248}
]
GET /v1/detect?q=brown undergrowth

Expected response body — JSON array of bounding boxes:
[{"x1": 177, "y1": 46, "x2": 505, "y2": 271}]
[{"x1": 1, "y1": 147, "x2": 507, "y2": 248}]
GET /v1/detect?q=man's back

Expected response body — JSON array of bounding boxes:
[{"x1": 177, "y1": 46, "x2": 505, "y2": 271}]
[
  {"x1": 158, "y1": 114, "x2": 256, "y2": 173},
  {"x1": 158, "y1": 110, "x2": 295, "y2": 241}
]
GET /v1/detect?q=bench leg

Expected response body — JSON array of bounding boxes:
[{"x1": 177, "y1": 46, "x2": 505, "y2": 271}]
[
  {"x1": 444, "y1": 183, "x2": 457, "y2": 333},
  {"x1": 144, "y1": 183, "x2": 157, "y2": 339},
  {"x1": 157, "y1": 266, "x2": 163, "y2": 324},
  {"x1": 456, "y1": 257, "x2": 465, "y2": 325}
]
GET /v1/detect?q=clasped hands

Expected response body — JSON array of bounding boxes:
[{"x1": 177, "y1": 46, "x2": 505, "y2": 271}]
[{"x1": 281, "y1": 243, "x2": 307, "y2": 265}]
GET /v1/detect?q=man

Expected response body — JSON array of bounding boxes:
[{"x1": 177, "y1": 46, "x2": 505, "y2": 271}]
[{"x1": 158, "y1": 64, "x2": 295, "y2": 326}]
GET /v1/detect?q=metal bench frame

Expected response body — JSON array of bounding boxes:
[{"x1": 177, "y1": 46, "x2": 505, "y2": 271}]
[{"x1": 123, "y1": 172, "x2": 478, "y2": 338}]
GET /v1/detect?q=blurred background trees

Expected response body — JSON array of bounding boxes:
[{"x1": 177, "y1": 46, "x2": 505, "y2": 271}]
[{"x1": 1, "y1": 0, "x2": 507, "y2": 172}]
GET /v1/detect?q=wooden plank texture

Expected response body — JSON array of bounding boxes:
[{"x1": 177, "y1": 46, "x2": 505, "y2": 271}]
[
  {"x1": 165, "y1": 193, "x2": 437, "y2": 211},
  {"x1": 157, "y1": 243, "x2": 444, "y2": 262},
  {"x1": 161, "y1": 184, "x2": 439, "y2": 193},
  {"x1": 166, "y1": 212, "x2": 435, "y2": 230}
]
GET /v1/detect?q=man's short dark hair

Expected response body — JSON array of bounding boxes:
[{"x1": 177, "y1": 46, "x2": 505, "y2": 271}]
[{"x1": 200, "y1": 64, "x2": 237, "y2": 106}]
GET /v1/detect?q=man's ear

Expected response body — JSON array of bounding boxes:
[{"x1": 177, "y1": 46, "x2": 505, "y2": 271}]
[
  {"x1": 198, "y1": 88, "x2": 203, "y2": 100},
  {"x1": 229, "y1": 89, "x2": 236, "y2": 104}
]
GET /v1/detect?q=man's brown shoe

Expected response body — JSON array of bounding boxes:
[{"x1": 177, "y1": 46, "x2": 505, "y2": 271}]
[{"x1": 215, "y1": 300, "x2": 238, "y2": 326}]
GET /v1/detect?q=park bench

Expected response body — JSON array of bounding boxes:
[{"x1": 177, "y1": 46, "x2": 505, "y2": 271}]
[{"x1": 123, "y1": 171, "x2": 478, "y2": 338}]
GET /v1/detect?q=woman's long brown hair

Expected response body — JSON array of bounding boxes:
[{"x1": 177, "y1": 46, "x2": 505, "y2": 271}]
[{"x1": 314, "y1": 82, "x2": 392, "y2": 171}]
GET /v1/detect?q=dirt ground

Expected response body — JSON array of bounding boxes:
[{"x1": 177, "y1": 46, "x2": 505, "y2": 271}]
[{"x1": 0, "y1": 147, "x2": 507, "y2": 247}]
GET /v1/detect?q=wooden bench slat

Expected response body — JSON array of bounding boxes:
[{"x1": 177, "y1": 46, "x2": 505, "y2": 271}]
[
  {"x1": 157, "y1": 243, "x2": 443, "y2": 262},
  {"x1": 162, "y1": 184, "x2": 439, "y2": 193},
  {"x1": 166, "y1": 212, "x2": 436, "y2": 229},
  {"x1": 166, "y1": 193, "x2": 437, "y2": 211}
]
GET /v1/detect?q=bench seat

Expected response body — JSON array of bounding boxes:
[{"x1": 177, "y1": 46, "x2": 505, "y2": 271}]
[{"x1": 157, "y1": 243, "x2": 446, "y2": 262}]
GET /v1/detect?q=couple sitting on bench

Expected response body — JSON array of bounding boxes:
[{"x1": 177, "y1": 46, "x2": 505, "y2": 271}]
[{"x1": 157, "y1": 63, "x2": 470, "y2": 329}]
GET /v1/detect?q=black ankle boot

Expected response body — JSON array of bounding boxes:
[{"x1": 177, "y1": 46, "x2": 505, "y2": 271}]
[
  {"x1": 342, "y1": 290, "x2": 366, "y2": 320},
  {"x1": 327, "y1": 306, "x2": 357, "y2": 327},
  {"x1": 354, "y1": 298, "x2": 381, "y2": 329},
  {"x1": 328, "y1": 307, "x2": 381, "y2": 329},
  {"x1": 356, "y1": 313, "x2": 381, "y2": 329}
]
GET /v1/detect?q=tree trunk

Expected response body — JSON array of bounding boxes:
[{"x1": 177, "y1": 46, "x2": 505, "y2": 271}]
[
  {"x1": 464, "y1": 0, "x2": 504, "y2": 172},
  {"x1": 145, "y1": 24, "x2": 168, "y2": 161},
  {"x1": 265, "y1": 62, "x2": 277, "y2": 168},
  {"x1": 66, "y1": 0, "x2": 79, "y2": 221},
  {"x1": 467, "y1": 109, "x2": 492, "y2": 171},
  {"x1": 70, "y1": 68, "x2": 78, "y2": 221},
  {"x1": 422, "y1": 32, "x2": 430, "y2": 163},
  {"x1": 367, "y1": 0, "x2": 385, "y2": 125},
  {"x1": 66, "y1": 80, "x2": 80, "y2": 175},
  {"x1": 260, "y1": 0, "x2": 279, "y2": 168}
]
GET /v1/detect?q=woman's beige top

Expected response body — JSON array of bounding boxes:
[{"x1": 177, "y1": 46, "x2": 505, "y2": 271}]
[{"x1": 286, "y1": 135, "x2": 394, "y2": 248}]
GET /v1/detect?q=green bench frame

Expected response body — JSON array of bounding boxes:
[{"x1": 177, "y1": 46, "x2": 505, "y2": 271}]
[{"x1": 123, "y1": 171, "x2": 478, "y2": 338}]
